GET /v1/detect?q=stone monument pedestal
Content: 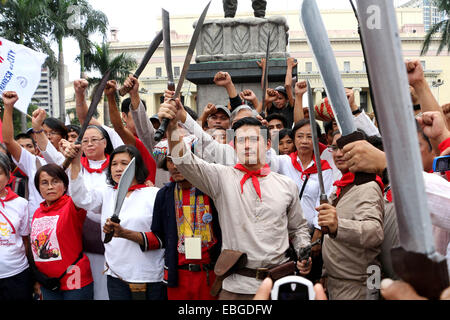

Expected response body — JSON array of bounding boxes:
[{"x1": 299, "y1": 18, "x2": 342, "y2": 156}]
[{"x1": 186, "y1": 16, "x2": 296, "y2": 112}]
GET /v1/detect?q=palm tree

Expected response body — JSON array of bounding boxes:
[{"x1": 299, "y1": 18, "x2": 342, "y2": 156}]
[
  {"x1": 421, "y1": 0, "x2": 450, "y2": 56},
  {"x1": 70, "y1": 3, "x2": 108, "y2": 78},
  {"x1": 83, "y1": 42, "x2": 137, "y2": 126},
  {"x1": 46, "y1": 0, "x2": 96, "y2": 123},
  {"x1": 0, "y1": 0, "x2": 57, "y2": 131}
]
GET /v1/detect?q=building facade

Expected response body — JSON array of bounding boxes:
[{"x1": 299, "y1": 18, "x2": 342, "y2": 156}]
[{"x1": 66, "y1": 6, "x2": 450, "y2": 122}]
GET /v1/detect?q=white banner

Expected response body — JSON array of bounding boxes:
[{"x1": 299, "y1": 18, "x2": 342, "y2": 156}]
[{"x1": 0, "y1": 38, "x2": 47, "y2": 114}]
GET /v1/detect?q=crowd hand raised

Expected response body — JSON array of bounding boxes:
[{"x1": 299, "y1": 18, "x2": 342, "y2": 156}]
[
  {"x1": 266, "y1": 88, "x2": 278, "y2": 102},
  {"x1": 74, "y1": 79, "x2": 89, "y2": 96},
  {"x1": 240, "y1": 89, "x2": 257, "y2": 102},
  {"x1": 213, "y1": 71, "x2": 232, "y2": 87},
  {"x1": 287, "y1": 57, "x2": 298, "y2": 69},
  {"x1": 104, "y1": 80, "x2": 117, "y2": 98},
  {"x1": 253, "y1": 277, "x2": 328, "y2": 300},
  {"x1": 1, "y1": 91, "x2": 19, "y2": 107},
  {"x1": 294, "y1": 80, "x2": 307, "y2": 97},
  {"x1": 31, "y1": 108, "x2": 47, "y2": 131},
  {"x1": 342, "y1": 140, "x2": 387, "y2": 176},
  {"x1": 345, "y1": 88, "x2": 358, "y2": 112},
  {"x1": 381, "y1": 279, "x2": 450, "y2": 300},
  {"x1": 123, "y1": 75, "x2": 139, "y2": 96},
  {"x1": 203, "y1": 103, "x2": 217, "y2": 116},
  {"x1": 60, "y1": 140, "x2": 81, "y2": 159},
  {"x1": 406, "y1": 60, "x2": 426, "y2": 89},
  {"x1": 417, "y1": 111, "x2": 450, "y2": 145},
  {"x1": 256, "y1": 58, "x2": 266, "y2": 69}
]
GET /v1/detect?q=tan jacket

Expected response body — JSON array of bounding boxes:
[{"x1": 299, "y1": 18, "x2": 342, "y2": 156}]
[
  {"x1": 172, "y1": 150, "x2": 311, "y2": 294},
  {"x1": 322, "y1": 180, "x2": 384, "y2": 299}
]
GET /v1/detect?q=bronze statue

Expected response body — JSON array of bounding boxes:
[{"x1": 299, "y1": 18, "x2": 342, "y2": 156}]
[{"x1": 223, "y1": 0, "x2": 267, "y2": 18}]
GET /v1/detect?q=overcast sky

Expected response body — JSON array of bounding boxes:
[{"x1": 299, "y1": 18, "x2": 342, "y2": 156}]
[{"x1": 63, "y1": 0, "x2": 411, "y2": 80}]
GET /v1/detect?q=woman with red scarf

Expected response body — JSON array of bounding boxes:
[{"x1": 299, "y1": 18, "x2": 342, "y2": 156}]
[
  {"x1": 65, "y1": 144, "x2": 166, "y2": 300},
  {"x1": 270, "y1": 119, "x2": 333, "y2": 282},
  {"x1": 317, "y1": 131, "x2": 384, "y2": 300},
  {"x1": 61, "y1": 124, "x2": 115, "y2": 300},
  {"x1": 30, "y1": 164, "x2": 93, "y2": 300}
]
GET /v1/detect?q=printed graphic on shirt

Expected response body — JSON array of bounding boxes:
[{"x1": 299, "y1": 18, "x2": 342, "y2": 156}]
[
  {"x1": 0, "y1": 210, "x2": 16, "y2": 247},
  {"x1": 31, "y1": 216, "x2": 62, "y2": 262}
]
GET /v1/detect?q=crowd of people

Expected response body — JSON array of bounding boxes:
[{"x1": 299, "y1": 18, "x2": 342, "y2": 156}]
[{"x1": 0, "y1": 49, "x2": 449, "y2": 301}]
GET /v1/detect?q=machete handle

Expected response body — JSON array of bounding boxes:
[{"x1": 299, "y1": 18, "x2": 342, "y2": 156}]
[
  {"x1": 118, "y1": 85, "x2": 131, "y2": 97},
  {"x1": 104, "y1": 216, "x2": 121, "y2": 244},
  {"x1": 118, "y1": 74, "x2": 139, "y2": 97},
  {"x1": 319, "y1": 196, "x2": 330, "y2": 235},
  {"x1": 155, "y1": 118, "x2": 169, "y2": 142},
  {"x1": 62, "y1": 156, "x2": 74, "y2": 170},
  {"x1": 167, "y1": 82, "x2": 175, "y2": 92}
]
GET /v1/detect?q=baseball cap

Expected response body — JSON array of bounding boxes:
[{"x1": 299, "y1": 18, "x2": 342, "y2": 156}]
[
  {"x1": 150, "y1": 114, "x2": 160, "y2": 123},
  {"x1": 211, "y1": 105, "x2": 231, "y2": 118},
  {"x1": 274, "y1": 86, "x2": 288, "y2": 98}
]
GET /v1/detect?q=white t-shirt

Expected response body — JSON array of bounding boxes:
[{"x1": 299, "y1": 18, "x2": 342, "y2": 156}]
[
  {"x1": 0, "y1": 195, "x2": 30, "y2": 278},
  {"x1": 12, "y1": 148, "x2": 46, "y2": 225},
  {"x1": 69, "y1": 175, "x2": 164, "y2": 283}
]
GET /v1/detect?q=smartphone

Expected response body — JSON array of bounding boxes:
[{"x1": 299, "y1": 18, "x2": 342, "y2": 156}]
[
  {"x1": 270, "y1": 275, "x2": 315, "y2": 300},
  {"x1": 433, "y1": 155, "x2": 450, "y2": 172}
]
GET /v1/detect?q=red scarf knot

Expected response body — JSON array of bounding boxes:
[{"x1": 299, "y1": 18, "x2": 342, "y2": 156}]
[
  {"x1": 333, "y1": 172, "x2": 384, "y2": 198},
  {"x1": 234, "y1": 164, "x2": 271, "y2": 200},
  {"x1": 289, "y1": 151, "x2": 331, "y2": 180},
  {"x1": 80, "y1": 154, "x2": 110, "y2": 174}
]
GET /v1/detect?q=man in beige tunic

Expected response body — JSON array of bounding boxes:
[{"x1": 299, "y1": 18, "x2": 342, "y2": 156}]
[
  {"x1": 317, "y1": 132, "x2": 384, "y2": 300},
  {"x1": 159, "y1": 99, "x2": 312, "y2": 300}
]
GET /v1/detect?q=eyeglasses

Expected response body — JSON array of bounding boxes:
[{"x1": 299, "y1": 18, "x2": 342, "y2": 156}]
[
  {"x1": 328, "y1": 145, "x2": 339, "y2": 153},
  {"x1": 81, "y1": 137, "x2": 105, "y2": 145},
  {"x1": 236, "y1": 136, "x2": 260, "y2": 144},
  {"x1": 45, "y1": 131, "x2": 61, "y2": 137}
]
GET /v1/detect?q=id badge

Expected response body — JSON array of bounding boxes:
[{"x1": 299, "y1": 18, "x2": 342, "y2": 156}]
[{"x1": 185, "y1": 237, "x2": 202, "y2": 260}]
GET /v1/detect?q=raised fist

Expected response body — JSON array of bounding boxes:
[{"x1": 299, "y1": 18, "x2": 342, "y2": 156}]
[
  {"x1": 104, "y1": 80, "x2": 117, "y2": 97},
  {"x1": 213, "y1": 71, "x2": 232, "y2": 87},
  {"x1": 1, "y1": 91, "x2": 19, "y2": 106},
  {"x1": 74, "y1": 79, "x2": 89, "y2": 95},
  {"x1": 295, "y1": 80, "x2": 307, "y2": 97}
]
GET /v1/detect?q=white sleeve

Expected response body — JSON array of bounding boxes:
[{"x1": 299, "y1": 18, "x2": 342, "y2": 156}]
[
  {"x1": 102, "y1": 125, "x2": 124, "y2": 149},
  {"x1": 182, "y1": 113, "x2": 236, "y2": 166},
  {"x1": 12, "y1": 147, "x2": 37, "y2": 178},
  {"x1": 423, "y1": 172, "x2": 450, "y2": 232},
  {"x1": 18, "y1": 199, "x2": 30, "y2": 236},
  {"x1": 39, "y1": 140, "x2": 65, "y2": 166},
  {"x1": 354, "y1": 110, "x2": 380, "y2": 137},
  {"x1": 68, "y1": 172, "x2": 104, "y2": 215}
]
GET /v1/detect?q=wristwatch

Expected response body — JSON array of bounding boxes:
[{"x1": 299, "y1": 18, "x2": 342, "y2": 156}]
[{"x1": 352, "y1": 108, "x2": 362, "y2": 115}]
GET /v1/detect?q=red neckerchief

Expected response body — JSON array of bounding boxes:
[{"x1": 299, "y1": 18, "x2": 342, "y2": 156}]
[
  {"x1": 333, "y1": 172, "x2": 384, "y2": 198},
  {"x1": 0, "y1": 187, "x2": 19, "y2": 208},
  {"x1": 289, "y1": 151, "x2": 332, "y2": 180},
  {"x1": 113, "y1": 184, "x2": 147, "y2": 192},
  {"x1": 40, "y1": 194, "x2": 71, "y2": 213},
  {"x1": 80, "y1": 155, "x2": 110, "y2": 174},
  {"x1": 386, "y1": 188, "x2": 393, "y2": 203},
  {"x1": 234, "y1": 164, "x2": 271, "y2": 200}
]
